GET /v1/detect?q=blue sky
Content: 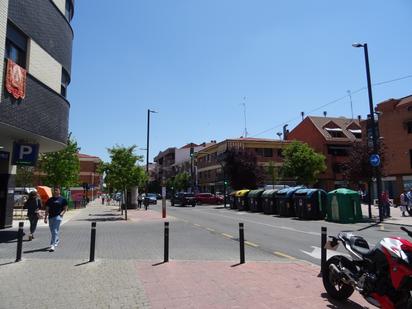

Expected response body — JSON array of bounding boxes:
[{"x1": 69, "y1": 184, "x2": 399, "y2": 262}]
[{"x1": 69, "y1": 0, "x2": 412, "y2": 162}]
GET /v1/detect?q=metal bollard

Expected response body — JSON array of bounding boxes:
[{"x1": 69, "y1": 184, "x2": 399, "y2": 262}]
[
  {"x1": 239, "y1": 223, "x2": 245, "y2": 264},
  {"x1": 16, "y1": 222, "x2": 24, "y2": 262},
  {"x1": 89, "y1": 222, "x2": 97, "y2": 262},
  {"x1": 321, "y1": 226, "x2": 327, "y2": 275},
  {"x1": 164, "y1": 222, "x2": 169, "y2": 262}
]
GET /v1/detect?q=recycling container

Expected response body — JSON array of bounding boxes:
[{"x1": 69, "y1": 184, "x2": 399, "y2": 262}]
[
  {"x1": 261, "y1": 189, "x2": 279, "y2": 214},
  {"x1": 236, "y1": 189, "x2": 250, "y2": 211},
  {"x1": 326, "y1": 188, "x2": 363, "y2": 223},
  {"x1": 276, "y1": 186, "x2": 304, "y2": 217},
  {"x1": 229, "y1": 191, "x2": 237, "y2": 209},
  {"x1": 293, "y1": 188, "x2": 327, "y2": 220},
  {"x1": 248, "y1": 189, "x2": 265, "y2": 212}
]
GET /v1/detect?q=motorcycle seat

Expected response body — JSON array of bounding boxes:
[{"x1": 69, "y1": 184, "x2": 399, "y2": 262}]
[{"x1": 339, "y1": 232, "x2": 371, "y2": 256}]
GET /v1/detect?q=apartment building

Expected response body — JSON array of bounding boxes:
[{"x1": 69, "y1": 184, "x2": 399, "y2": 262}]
[
  {"x1": 287, "y1": 116, "x2": 362, "y2": 191},
  {"x1": 0, "y1": 0, "x2": 75, "y2": 228},
  {"x1": 196, "y1": 138, "x2": 289, "y2": 194}
]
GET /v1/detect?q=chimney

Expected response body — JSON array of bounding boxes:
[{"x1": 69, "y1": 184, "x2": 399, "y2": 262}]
[
  {"x1": 357, "y1": 115, "x2": 361, "y2": 121},
  {"x1": 283, "y1": 124, "x2": 288, "y2": 140},
  {"x1": 323, "y1": 111, "x2": 327, "y2": 117},
  {"x1": 301, "y1": 111, "x2": 305, "y2": 120}
]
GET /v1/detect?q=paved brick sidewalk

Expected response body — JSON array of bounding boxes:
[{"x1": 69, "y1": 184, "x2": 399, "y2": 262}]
[{"x1": 136, "y1": 260, "x2": 370, "y2": 309}]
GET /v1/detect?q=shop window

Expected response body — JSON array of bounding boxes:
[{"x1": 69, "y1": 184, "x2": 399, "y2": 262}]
[{"x1": 5, "y1": 23, "x2": 27, "y2": 68}]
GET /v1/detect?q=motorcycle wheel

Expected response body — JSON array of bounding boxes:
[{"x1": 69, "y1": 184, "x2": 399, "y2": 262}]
[{"x1": 322, "y1": 255, "x2": 355, "y2": 301}]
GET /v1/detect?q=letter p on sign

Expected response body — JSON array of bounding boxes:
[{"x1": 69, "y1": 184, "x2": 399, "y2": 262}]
[{"x1": 12, "y1": 143, "x2": 39, "y2": 166}]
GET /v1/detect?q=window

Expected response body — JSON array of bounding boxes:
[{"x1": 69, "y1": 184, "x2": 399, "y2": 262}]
[
  {"x1": 65, "y1": 0, "x2": 73, "y2": 20},
  {"x1": 407, "y1": 122, "x2": 412, "y2": 134},
  {"x1": 277, "y1": 149, "x2": 284, "y2": 158},
  {"x1": 263, "y1": 148, "x2": 273, "y2": 157},
  {"x1": 349, "y1": 129, "x2": 362, "y2": 139},
  {"x1": 255, "y1": 148, "x2": 263, "y2": 156},
  {"x1": 327, "y1": 145, "x2": 349, "y2": 156},
  {"x1": 61, "y1": 68, "x2": 70, "y2": 98},
  {"x1": 5, "y1": 23, "x2": 27, "y2": 68},
  {"x1": 325, "y1": 127, "x2": 346, "y2": 138}
]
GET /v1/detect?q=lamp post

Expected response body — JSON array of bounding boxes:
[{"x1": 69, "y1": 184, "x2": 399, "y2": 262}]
[
  {"x1": 352, "y1": 43, "x2": 383, "y2": 222},
  {"x1": 146, "y1": 109, "x2": 157, "y2": 173}
]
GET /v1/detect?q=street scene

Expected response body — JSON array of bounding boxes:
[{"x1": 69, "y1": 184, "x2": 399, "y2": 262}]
[{"x1": 0, "y1": 0, "x2": 412, "y2": 308}]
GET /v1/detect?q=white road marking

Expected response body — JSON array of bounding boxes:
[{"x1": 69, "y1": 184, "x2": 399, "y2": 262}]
[{"x1": 300, "y1": 246, "x2": 350, "y2": 260}]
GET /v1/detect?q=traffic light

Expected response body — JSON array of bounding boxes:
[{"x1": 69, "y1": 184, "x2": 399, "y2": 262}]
[
  {"x1": 224, "y1": 180, "x2": 228, "y2": 186},
  {"x1": 190, "y1": 147, "x2": 194, "y2": 158}
]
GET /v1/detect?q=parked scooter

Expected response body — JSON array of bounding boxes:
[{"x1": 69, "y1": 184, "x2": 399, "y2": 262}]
[{"x1": 323, "y1": 227, "x2": 412, "y2": 308}]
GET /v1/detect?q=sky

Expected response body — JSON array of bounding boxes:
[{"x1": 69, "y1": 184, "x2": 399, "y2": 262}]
[{"x1": 68, "y1": 0, "x2": 412, "y2": 163}]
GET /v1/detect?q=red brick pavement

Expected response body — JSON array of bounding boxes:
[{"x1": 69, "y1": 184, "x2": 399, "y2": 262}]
[{"x1": 136, "y1": 261, "x2": 371, "y2": 309}]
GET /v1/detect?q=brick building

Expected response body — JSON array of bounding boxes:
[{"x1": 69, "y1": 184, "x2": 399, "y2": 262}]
[
  {"x1": 196, "y1": 138, "x2": 289, "y2": 193},
  {"x1": 374, "y1": 95, "x2": 412, "y2": 199},
  {"x1": 0, "y1": 0, "x2": 75, "y2": 228},
  {"x1": 287, "y1": 116, "x2": 362, "y2": 191}
]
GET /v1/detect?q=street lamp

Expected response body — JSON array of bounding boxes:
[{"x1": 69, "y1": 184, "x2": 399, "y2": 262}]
[
  {"x1": 352, "y1": 42, "x2": 383, "y2": 222},
  {"x1": 146, "y1": 109, "x2": 157, "y2": 173}
]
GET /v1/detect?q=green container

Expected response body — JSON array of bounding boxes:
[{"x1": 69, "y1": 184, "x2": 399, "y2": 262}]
[
  {"x1": 326, "y1": 188, "x2": 363, "y2": 223},
  {"x1": 61, "y1": 189, "x2": 74, "y2": 209},
  {"x1": 248, "y1": 189, "x2": 265, "y2": 212},
  {"x1": 262, "y1": 189, "x2": 278, "y2": 214}
]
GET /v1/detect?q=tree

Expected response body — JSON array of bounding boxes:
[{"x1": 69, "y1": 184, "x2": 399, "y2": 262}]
[
  {"x1": 15, "y1": 166, "x2": 35, "y2": 187},
  {"x1": 341, "y1": 141, "x2": 386, "y2": 187},
  {"x1": 282, "y1": 141, "x2": 326, "y2": 186},
  {"x1": 173, "y1": 172, "x2": 191, "y2": 191},
  {"x1": 99, "y1": 145, "x2": 147, "y2": 218},
  {"x1": 39, "y1": 136, "x2": 80, "y2": 189},
  {"x1": 267, "y1": 161, "x2": 282, "y2": 185},
  {"x1": 223, "y1": 148, "x2": 264, "y2": 190}
]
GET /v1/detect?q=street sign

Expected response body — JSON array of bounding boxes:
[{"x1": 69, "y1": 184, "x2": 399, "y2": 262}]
[
  {"x1": 369, "y1": 154, "x2": 380, "y2": 167},
  {"x1": 11, "y1": 143, "x2": 39, "y2": 166}
]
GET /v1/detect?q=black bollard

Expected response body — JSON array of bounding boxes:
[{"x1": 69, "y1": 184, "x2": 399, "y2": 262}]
[
  {"x1": 239, "y1": 223, "x2": 245, "y2": 264},
  {"x1": 164, "y1": 222, "x2": 169, "y2": 262},
  {"x1": 321, "y1": 226, "x2": 327, "y2": 275},
  {"x1": 89, "y1": 222, "x2": 97, "y2": 262},
  {"x1": 16, "y1": 222, "x2": 24, "y2": 262}
]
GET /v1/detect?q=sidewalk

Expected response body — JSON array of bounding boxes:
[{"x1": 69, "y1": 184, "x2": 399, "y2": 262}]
[
  {"x1": 0, "y1": 198, "x2": 372, "y2": 308},
  {"x1": 361, "y1": 202, "x2": 411, "y2": 226}
]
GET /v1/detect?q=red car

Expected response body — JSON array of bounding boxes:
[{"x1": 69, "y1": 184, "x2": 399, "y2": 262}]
[{"x1": 195, "y1": 193, "x2": 223, "y2": 205}]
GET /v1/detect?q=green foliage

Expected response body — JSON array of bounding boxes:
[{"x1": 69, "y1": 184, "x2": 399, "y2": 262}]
[
  {"x1": 15, "y1": 166, "x2": 35, "y2": 187},
  {"x1": 167, "y1": 172, "x2": 191, "y2": 191},
  {"x1": 282, "y1": 141, "x2": 326, "y2": 186},
  {"x1": 267, "y1": 161, "x2": 281, "y2": 185},
  {"x1": 100, "y1": 145, "x2": 147, "y2": 191},
  {"x1": 223, "y1": 148, "x2": 264, "y2": 190},
  {"x1": 39, "y1": 136, "x2": 80, "y2": 189}
]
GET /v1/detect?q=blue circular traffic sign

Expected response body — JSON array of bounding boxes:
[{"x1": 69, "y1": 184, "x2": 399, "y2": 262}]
[{"x1": 370, "y1": 154, "x2": 380, "y2": 167}]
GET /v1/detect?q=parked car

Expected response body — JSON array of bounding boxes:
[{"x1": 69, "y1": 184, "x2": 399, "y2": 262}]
[
  {"x1": 145, "y1": 193, "x2": 158, "y2": 205},
  {"x1": 195, "y1": 193, "x2": 223, "y2": 205},
  {"x1": 171, "y1": 192, "x2": 196, "y2": 207}
]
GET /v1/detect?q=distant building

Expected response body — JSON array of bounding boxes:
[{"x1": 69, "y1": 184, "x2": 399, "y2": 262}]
[
  {"x1": 287, "y1": 116, "x2": 362, "y2": 191},
  {"x1": 196, "y1": 138, "x2": 289, "y2": 193}
]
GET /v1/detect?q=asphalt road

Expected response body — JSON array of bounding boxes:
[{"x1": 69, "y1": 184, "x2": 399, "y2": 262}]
[{"x1": 149, "y1": 200, "x2": 409, "y2": 265}]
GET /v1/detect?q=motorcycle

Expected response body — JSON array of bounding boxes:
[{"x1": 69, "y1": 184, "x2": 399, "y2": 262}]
[{"x1": 323, "y1": 226, "x2": 412, "y2": 308}]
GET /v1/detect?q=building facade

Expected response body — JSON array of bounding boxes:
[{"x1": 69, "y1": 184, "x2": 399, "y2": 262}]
[
  {"x1": 196, "y1": 138, "x2": 289, "y2": 194},
  {"x1": 374, "y1": 95, "x2": 412, "y2": 199},
  {"x1": 287, "y1": 116, "x2": 362, "y2": 191},
  {"x1": 0, "y1": 0, "x2": 75, "y2": 228}
]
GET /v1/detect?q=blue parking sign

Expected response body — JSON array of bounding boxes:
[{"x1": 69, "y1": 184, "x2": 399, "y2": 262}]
[
  {"x1": 12, "y1": 143, "x2": 39, "y2": 166},
  {"x1": 369, "y1": 154, "x2": 380, "y2": 167}
]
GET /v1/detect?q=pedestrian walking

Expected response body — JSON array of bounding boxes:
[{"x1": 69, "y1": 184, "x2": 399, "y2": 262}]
[
  {"x1": 44, "y1": 188, "x2": 68, "y2": 252},
  {"x1": 137, "y1": 194, "x2": 143, "y2": 209},
  {"x1": 380, "y1": 191, "x2": 391, "y2": 218},
  {"x1": 400, "y1": 189, "x2": 409, "y2": 217},
  {"x1": 23, "y1": 191, "x2": 42, "y2": 241},
  {"x1": 101, "y1": 194, "x2": 105, "y2": 205}
]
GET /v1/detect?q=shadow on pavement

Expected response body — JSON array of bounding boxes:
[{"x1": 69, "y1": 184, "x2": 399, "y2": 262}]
[
  {"x1": 74, "y1": 261, "x2": 91, "y2": 267},
  {"x1": 88, "y1": 213, "x2": 121, "y2": 217},
  {"x1": 23, "y1": 247, "x2": 51, "y2": 254},
  {"x1": 321, "y1": 293, "x2": 367, "y2": 309},
  {"x1": 152, "y1": 261, "x2": 167, "y2": 266},
  {"x1": 0, "y1": 230, "x2": 18, "y2": 243}
]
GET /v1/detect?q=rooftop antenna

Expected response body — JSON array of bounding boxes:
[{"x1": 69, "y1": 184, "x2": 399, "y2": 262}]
[
  {"x1": 241, "y1": 97, "x2": 248, "y2": 137},
  {"x1": 347, "y1": 90, "x2": 354, "y2": 120}
]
